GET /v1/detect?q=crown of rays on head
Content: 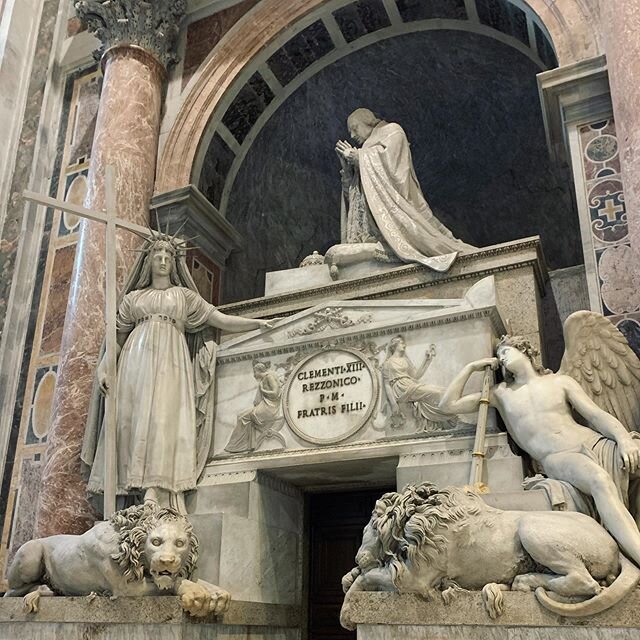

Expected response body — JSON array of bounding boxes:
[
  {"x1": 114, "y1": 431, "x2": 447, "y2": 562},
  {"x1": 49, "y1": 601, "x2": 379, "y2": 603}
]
[{"x1": 128, "y1": 210, "x2": 199, "y2": 258}]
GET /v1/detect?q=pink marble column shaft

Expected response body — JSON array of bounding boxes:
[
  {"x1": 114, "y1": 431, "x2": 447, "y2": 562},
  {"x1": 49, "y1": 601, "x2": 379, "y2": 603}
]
[
  {"x1": 34, "y1": 46, "x2": 165, "y2": 536},
  {"x1": 601, "y1": 1, "x2": 640, "y2": 257}
]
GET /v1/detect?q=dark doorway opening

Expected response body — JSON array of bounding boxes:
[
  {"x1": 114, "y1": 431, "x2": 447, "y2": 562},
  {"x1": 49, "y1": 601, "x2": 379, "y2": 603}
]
[{"x1": 307, "y1": 488, "x2": 394, "y2": 640}]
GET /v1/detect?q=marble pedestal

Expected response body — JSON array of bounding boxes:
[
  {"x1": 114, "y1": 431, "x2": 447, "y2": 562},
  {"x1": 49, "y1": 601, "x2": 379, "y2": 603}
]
[
  {"x1": 186, "y1": 471, "x2": 303, "y2": 607},
  {"x1": 347, "y1": 592, "x2": 640, "y2": 640},
  {"x1": 185, "y1": 245, "x2": 557, "y2": 635},
  {"x1": 0, "y1": 597, "x2": 299, "y2": 640},
  {"x1": 186, "y1": 433, "x2": 525, "y2": 636},
  {"x1": 189, "y1": 275, "x2": 526, "y2": 622}
]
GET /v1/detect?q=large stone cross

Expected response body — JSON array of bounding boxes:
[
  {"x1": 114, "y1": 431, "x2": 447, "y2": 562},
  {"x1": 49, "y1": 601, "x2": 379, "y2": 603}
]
[{"x1": 23, "y1": 167, "x2": 151, "y2": 518}]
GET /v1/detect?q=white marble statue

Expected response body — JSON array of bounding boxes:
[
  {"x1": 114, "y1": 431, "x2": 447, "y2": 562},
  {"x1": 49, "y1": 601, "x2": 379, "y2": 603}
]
[
  {"x1": 81, "y1": 231, "x2": 272, "y2": 513},
  {"x1": 381, "y1": 336, "x2": 455, "y2": 431},
  {"x1": 4, "y1": 502, "x2": 231, "y2": 617},
  {"x1": 440, "y1": 311, "x2": 640, "y2": 567},
  {"x1": 329, "y1": 108, "x2": 473, "y2": 276},
  {"x1": 340, "y1": 483, "x2": 640, "y2": 629},
  {"x1": 224, "y1": 361, "x2": 284, "y2": 454}
]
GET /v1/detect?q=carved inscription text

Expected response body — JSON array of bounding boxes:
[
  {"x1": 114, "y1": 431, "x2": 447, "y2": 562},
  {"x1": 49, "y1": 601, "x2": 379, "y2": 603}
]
[{"x1": 283, "y1": 349, "x2": 377, "y2": 445}]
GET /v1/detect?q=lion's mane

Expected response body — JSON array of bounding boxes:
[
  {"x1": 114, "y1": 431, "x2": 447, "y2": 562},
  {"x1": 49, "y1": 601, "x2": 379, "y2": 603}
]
[
  {"x1": 109, "y1": 503, "x2": 199, "y2": 582},
  {"x1": 371, "y1": 483, "x2": 483, "y2": 585}
]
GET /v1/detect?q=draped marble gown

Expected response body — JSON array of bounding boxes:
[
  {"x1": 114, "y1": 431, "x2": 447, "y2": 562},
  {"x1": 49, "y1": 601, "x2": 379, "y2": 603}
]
[{"x1": 87, "y1": 286, "x2": 216, "y2": 495}]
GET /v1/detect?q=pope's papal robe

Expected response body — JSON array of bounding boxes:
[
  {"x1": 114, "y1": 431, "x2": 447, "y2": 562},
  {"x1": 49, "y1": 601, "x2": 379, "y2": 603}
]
[{"x1": 349, "y1": 121, "x2": 473, "y2": 271}]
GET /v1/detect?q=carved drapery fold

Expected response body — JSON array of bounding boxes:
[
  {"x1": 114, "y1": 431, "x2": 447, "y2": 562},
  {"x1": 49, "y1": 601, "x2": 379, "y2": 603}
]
[{"x1": 74, "y1": 0, "x2": 186, "y2": 68}]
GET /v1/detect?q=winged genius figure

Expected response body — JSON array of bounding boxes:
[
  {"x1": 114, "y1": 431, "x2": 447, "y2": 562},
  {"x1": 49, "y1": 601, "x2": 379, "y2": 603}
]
[{"x1": 439, "y1": 311, "x2": 640, "y2": 566}]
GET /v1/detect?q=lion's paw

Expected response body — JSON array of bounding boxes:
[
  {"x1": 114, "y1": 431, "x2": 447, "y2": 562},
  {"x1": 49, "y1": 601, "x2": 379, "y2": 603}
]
[
  {"x1": 441, "y1": 579, "x2": 467, "y2": 605},
  {"x1": 181, "y1": 582, "x2": 212, "y2": 618},
  {"x1": 341, "y1": 568, "x2": 360, "y2": 594},
  {"x1": 512, "y1": 575, "x2": 536, "y2": 592},
  {"x1": 441, "y1": 586, "x2": 464, "y2": 605},
  {"x1": 22, "y1": 591, "x2": 40, "y2": 614},
  {"x1": 208, "y1": 588, "x2": 231, "y2": 616},
  {"x1": 482, "y1": 583, "x2": 505, "y2": 619}
]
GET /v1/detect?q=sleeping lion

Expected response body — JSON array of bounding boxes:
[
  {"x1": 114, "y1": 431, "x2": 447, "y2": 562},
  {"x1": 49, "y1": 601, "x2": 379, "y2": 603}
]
[{"x1": 340, "y1": 483, "x2": 640, "y2": 628}]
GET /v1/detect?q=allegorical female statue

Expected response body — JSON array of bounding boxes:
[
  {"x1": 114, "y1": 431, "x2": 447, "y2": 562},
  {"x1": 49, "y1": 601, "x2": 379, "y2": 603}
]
[
  {"x1": 81, "y1": 230, "x2": 271, "y2": 513},
  {"x1": 381, "y1": 335, "x2": 456, "y2": 431}
]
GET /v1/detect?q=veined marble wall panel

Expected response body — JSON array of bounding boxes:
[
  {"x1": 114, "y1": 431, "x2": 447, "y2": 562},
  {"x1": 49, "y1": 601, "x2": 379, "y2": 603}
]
[
  {"x1": 0, "y1": 0, "x2": 65, "y2": 321},
  {"x1": 0, "y1": 65, "x2": 100, "y2": 583},
  {"x1": 574, "y1": 117, "x2": 640, "y2": 358},
  {"x1": 0, "y1": 0, "x2": 47, "y2": 238},
  {"x1": 193, "y1": 474, "x2": 304, "y2": 606},
  {"x1": 67, "y1": 75, "x2": 100, "y2": 166},
  {"x1": 39, "y1": 243, "x2": 76, "y2": 355},
  {"x1": 219, "y1": 513, "x2": 300, "y2": 604},
  {"x1": 6, "y1": 457, "x2": 42, "y2": 561}
]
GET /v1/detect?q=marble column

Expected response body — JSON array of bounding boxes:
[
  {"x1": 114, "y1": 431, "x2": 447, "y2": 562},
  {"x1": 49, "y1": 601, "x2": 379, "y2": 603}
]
[
  {"x1": 601, "y1": 1, "x2": 640, "y2": 257},
  {"x1": 34, "y1": 0, "x2": 185, "y2": 537}
]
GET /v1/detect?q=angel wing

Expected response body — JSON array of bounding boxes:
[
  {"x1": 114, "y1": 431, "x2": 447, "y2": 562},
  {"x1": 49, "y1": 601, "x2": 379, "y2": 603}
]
[{"x1": 559, "y1": 310, "x2": 640, "y2": 431}]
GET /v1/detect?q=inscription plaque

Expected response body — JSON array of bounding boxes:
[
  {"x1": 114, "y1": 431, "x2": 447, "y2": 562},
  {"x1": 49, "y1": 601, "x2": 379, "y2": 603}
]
[{"x1": 283, "y1": 348, "x2": 378, "y2": 445}]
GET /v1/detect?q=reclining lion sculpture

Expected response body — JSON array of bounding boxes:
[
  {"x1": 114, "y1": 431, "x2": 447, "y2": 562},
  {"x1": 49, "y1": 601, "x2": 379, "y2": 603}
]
[
  {"x1": 340, "y1": 483, "x2": 640, "y2": 629},
  {"x1": 4, "y1": 502, "x2": 230, "y2": 618}
]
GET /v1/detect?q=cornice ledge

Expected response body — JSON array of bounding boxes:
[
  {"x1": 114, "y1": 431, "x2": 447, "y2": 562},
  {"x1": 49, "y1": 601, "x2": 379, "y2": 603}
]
[{"x1": 219, "y1": 237, "x2": 548, "y2": 316}]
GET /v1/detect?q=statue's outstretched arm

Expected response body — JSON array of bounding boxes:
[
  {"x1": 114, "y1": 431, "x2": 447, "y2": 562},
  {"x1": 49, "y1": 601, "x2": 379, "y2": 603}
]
[
  {"x1": 415, "y1": 350, "x2": 434, "y2": 380},
  {"x1": 207, "y1": 309, "x2": 270, "y2": 333},
  {"x1": 439, "y1": 359, "x2": 497, "y2": 414}
]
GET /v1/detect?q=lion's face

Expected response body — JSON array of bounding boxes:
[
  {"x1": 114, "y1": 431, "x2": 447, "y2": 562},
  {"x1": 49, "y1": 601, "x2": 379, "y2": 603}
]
[
  {"x1": 110, "y1": 504, "x2": 199, "y2": 588},
  {"x1": 355, "y1": 516, "x2": 383, "y2": 572},
  {"x1": 351, "y1": 484, "x2": 484, "y2": 588},
  {"x1": 144, "y1": 521, "x2": 193, "y2": 590}
]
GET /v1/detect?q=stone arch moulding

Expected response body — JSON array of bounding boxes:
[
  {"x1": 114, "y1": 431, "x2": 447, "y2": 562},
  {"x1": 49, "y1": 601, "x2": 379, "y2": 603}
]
[{"x1": 155, "y1": 0, "x2": 602, "y2": 197}]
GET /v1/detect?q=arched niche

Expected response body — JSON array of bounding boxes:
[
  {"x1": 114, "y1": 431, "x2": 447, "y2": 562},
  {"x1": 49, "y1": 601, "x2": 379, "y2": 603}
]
[{"x1": 156, "y1": 0, "x2": 601, "y2": 194}]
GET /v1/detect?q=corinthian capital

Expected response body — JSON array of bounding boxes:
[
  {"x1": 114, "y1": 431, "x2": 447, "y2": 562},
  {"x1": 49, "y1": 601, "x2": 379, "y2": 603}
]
[{"x1": 74, "y1": 0, "x2": 186, "y2": 69}]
